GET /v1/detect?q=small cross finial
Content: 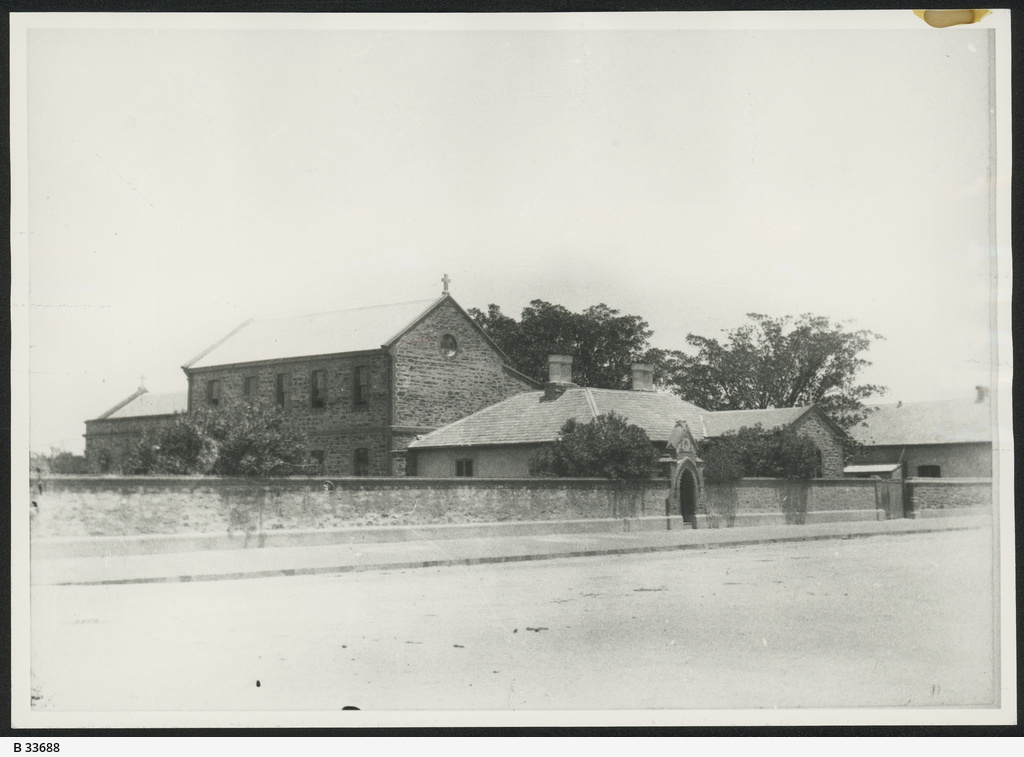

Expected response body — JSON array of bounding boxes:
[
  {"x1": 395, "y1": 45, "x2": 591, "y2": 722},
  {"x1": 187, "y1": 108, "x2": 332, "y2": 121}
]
[
  {"x1": 139, "y1": 374, "x2": 146, "y2": 390},
  {"x1": 442, "y1": 273, "x2": 451, "y2": 294}
]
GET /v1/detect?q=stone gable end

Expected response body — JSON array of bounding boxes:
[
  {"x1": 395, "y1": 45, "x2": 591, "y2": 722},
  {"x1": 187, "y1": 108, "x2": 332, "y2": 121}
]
[
  {"x1": 392, "y1": 297, "x2": 535, "y2": 429},
  {"x1": 792, "y1": 410, "x2": 845, "y2": 477}
]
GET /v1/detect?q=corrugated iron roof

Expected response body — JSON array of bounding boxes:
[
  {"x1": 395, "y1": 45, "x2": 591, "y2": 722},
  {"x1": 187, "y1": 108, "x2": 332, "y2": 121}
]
[
  {"x1": 186, "y1": 298, "x2": 440, "y2": 369},
  {"x1": 848, "y1": 399, "x2": 991, "y2": 446},
  {"x1": 105, "y1": 391, "x2": 188, "y2": 419},
  {"x1": 844, "y1": 464, "x2": 902, "y2": 474},
  {"x1": 408, "y1": 388, "x2": 708, "y2": 449}
]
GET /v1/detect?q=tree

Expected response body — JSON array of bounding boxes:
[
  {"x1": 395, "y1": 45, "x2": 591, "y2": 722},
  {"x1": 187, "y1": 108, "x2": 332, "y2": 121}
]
[
  {"x1": 30, "y1": 448, "x2": 89, "y2": 474},
  {"x1": 699, "y1": 425, "x2": 821, "y2": 482},
  {"x1": 530, "y1": 412, "x2": 660, "y2": 479},
  {"x1": 664, "y1": 313, "x2": 885, "y2": 429},
  {"x1": 125, "y1": 402, "x2": 309, "y2": 477},
  {"x1": 470, "y1": 300, "x2": 666, "y2": 389}
]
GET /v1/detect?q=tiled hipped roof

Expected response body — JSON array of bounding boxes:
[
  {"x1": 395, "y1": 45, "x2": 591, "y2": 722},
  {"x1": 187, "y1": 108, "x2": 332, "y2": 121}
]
[
  {"x1": 407, "y1": 389, "x2": 789, "y2": 450},
  {"x1": 848, "y1": 399, "x2": 991, "y2": 446}
]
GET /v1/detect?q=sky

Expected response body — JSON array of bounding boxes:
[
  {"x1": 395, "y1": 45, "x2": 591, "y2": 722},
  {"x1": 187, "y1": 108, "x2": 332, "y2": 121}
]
[{"x1": 14, "y1": 13, "x2": 1005, "y2": 455}]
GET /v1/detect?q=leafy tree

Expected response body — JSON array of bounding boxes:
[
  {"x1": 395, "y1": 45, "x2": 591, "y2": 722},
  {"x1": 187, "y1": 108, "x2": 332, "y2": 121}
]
[
  {"x1": 664, "y1": 313, "x2": 885, "y2": 429},
  {"x1": 470, "y1": 300, "x2": 666, "y2": 389},
  {"x1": 699, "y1": 425, "x2": 821, "y2": 482},
  {"x1": 125, "y1": 402, "x2": 309, "y2": 477},
  {"x1": 30, "y1": 448, "x2": 90, "y2": 474},
  {"x1": 530, "y1": 412, "x2": 660, "y2": 479}
]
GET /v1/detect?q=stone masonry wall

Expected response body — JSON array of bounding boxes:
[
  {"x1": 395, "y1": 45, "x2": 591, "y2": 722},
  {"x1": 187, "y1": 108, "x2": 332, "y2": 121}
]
[
  {"x1": 791, "y1": 412, "x2": 845, "y2": 477},
  {"x1": 906, "y1": 478, "x2": 992, "y2": 512},
  {"x1": 31, "y1": 475, "x2": 670, "y2": 539},
  {"x1": 392, "y1": 297, "x2": 535, "y2": 431},
  {"x1": 703, "y1": 478, "x2": 878, "y2": 525},
  {"x1": 187, "y1": 352, "x2": 391, "y2": 476}
]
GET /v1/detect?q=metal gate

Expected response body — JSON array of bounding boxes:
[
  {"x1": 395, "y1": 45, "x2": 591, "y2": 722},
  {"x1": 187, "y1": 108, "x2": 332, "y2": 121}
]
[{"x1": 874, "y1": 479, "x2": 905, "y2": 519}]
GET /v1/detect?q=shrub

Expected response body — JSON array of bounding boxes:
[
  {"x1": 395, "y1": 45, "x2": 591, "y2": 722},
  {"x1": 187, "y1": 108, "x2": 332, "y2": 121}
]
[
  {"x1": 699, "y1": 425, "x2": 820, "y2": 482},
  {"x1": 531, "y1": 412, "x2": 659, "y2": 479}
]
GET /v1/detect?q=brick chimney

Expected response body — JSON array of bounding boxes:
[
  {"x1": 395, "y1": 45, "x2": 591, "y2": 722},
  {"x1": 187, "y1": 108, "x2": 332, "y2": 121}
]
[
  {"x1": 543, "y1": 355, "x2": 577, "y2": 401},
  {"x1": 631, "y1": 363, "x2": 655, "y2": 392},
  {"x1": 976, "y1": 385, "x2": 990, "y2": 403}
]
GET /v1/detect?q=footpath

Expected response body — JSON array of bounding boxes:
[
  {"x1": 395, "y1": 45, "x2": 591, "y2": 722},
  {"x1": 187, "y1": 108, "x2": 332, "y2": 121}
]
[{"x1": 29, "y1": 513, "x2": 990, "y2": 587}]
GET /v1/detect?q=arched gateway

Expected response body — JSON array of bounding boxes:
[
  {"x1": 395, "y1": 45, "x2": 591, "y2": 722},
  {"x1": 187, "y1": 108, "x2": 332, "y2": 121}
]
[{"x1": 666, "y1": 421, "x2": 705, "y2": 527}]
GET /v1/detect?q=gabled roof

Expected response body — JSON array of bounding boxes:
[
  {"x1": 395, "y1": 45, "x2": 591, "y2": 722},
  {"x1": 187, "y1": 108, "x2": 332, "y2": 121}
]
[
  {"x1": 407, "y1": 388, "x2": 708, "y2": 449},
  {"x1": 701, "y1": 406, "x2": 819, "y2": 437},
  {"x1": 848, "y1": 398, "x2": 991, "y2": 446},
  {"x1": 184, "y1": 297, "x2": 444, "y2": 370},
  {"x1": 94, "y1": 390, "x2": 188, "y2": 420}
]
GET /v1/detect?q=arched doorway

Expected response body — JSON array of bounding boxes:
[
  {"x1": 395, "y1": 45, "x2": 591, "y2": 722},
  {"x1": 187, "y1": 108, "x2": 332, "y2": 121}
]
[{"x1": 679, "y1": 468, "x2": 697, "y2": 525}]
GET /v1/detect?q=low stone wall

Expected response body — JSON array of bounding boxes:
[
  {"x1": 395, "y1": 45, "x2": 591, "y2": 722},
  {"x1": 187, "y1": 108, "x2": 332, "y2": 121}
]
[
  {"x1": 702, "y1": 478, "x2": 880, "y2": 527},
  {"x1": 905, "y1": 478, "x2": 992, "y2": 515},
  {"x1": 30, "y1": 475, "x2": 671, "y2": 539}
]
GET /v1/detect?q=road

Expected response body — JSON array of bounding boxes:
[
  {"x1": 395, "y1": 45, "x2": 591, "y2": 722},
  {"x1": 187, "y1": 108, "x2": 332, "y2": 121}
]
[{"x1": 30, "y1": 528, "x2": 996, "y2": 712}]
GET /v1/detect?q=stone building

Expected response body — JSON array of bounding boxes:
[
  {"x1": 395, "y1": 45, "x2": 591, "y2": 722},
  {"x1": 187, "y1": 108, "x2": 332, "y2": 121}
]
[
  {"x1": 846, "y1": 389, "x2": 992, "y2": 478},
  {"x1": 84, "y1": 289, "x2": 539, "y2": 475},
  {"x1": 406, "y1": 355, "x2": 847, "y2": 522}
]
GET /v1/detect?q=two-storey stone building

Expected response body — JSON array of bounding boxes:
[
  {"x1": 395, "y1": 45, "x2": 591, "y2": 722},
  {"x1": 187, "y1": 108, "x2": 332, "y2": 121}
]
[{"x1": 85, "y1": 291, "x2": 539, "y2": 475}]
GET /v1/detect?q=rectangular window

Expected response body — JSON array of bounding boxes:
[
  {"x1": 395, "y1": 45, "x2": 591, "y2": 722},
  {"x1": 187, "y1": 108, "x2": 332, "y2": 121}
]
[
  {"x1": 243, "y1": 376, "x2": 256, "y2": 400},
  {"x1": 311, "y1": 369, "x2": 327, "y2": 409},
  {"x1": 206, "y1": 379, "x2": 221, "y2": 406},
  {"x1": 275, "y1": 373, "x2": 288, "y2": 408},
  {"x1": 354, "y1": 448, "x2": 370, "y2": 476},
  {"x1": 353, "y1": 366, "x2": 369, "y2": 405},
  {"x1": 456, "y1": 459, "x2": 474, "y2": 477},
  {"x1": 916, "y1": 465, "x2": 941, "y2": 478}
]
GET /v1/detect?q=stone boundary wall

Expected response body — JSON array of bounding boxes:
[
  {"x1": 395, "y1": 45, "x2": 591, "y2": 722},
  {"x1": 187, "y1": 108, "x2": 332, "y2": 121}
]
[
  {"x1": 29, "y1": 475, "x2": 672, "y2": 539},
  {"x1": 905, "y1": 478, "x2": 992, "y2": 514},
  {"x1": 703, "y1": 478, "x2": 880, "y2": 527}
]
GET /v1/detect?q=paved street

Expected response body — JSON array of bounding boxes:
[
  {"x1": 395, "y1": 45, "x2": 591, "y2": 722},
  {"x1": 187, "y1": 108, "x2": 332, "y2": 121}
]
[{"x1": 30, "y1": 528, "x2": 996, "y2": 712}]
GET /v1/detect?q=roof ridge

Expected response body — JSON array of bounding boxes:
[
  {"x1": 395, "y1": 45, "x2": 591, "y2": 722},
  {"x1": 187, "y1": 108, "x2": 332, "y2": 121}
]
[
  {"x1": 256, "y1": 297, "x2": 439, "y2": 324},
  {"x1": 583, "y1": 387, "x2": 600, "y2": 419}
]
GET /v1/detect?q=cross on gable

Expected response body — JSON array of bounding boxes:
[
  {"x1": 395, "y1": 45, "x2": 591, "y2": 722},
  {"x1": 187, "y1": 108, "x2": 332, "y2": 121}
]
[{"x1": 442, "y1": 273, "x2": 451, "y2": 294}]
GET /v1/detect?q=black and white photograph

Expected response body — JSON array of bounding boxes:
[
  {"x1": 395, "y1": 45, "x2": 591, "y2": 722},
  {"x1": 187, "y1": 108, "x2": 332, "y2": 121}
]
[{"x1": 10, "y1": 10, "x2": 1014, "y2": 730}]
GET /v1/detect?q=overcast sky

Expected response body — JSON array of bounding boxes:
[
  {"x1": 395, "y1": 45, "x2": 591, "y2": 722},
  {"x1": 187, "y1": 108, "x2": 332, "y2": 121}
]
[{"x1": 15, "y1": 13, "x2": 1002, "y2": 454}]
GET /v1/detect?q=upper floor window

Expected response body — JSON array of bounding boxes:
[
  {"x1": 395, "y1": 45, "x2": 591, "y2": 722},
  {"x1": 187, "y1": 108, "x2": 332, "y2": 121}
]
[
  {"x1": 917, "y1": 465, "x2": 941, "y2": 478},
  {"x1": 456, "y1": 459, "x2": 474, "y2": 477},
  {"x1": 353, "y1": 366, "x2": 369, "y2": 406},
  {"x1": 206, "y1": 379, "x2": 221, "y2": 406},
  {"x1": 243, "y1": 376, "x2": 256, "y2": 400},
  {"x1": 354, "y1": 448, "x2": 370, "y2": 476},
  {"x1": 275, "y1": 373, "x2": 288, "y2": 408},
  {"x1": 440, "y1": 334, "x2": 458, "y2": 358},
  {"x1": 311, "y1": 370, "x2": 327, "y2": 409}
]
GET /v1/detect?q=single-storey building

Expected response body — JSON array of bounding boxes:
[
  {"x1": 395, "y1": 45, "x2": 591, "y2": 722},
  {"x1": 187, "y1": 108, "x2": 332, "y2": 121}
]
[
  {"x1": 406, "y1": 355, "x2": 847, "y2": 521},
  {"x1": 846, "y1": 388, "x2": 992, "y2": 478}
]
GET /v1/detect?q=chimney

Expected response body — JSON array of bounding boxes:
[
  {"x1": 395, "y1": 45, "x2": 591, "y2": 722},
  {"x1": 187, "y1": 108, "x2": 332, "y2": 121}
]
[
  {"x1": 976, "y1": 385, "x2": 989, "y2": 403},
  {"x1": 543, "y1": 355, "x2": 577, "y2": 401},
  {"x1": 631, "y1": 363, "x2": 655, "y2": 392}
]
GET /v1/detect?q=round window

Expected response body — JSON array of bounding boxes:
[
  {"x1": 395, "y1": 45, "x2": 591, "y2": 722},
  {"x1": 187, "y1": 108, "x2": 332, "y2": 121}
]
[{"x1": 440, "y1": 334, "x2": 458, "y2": 358}]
